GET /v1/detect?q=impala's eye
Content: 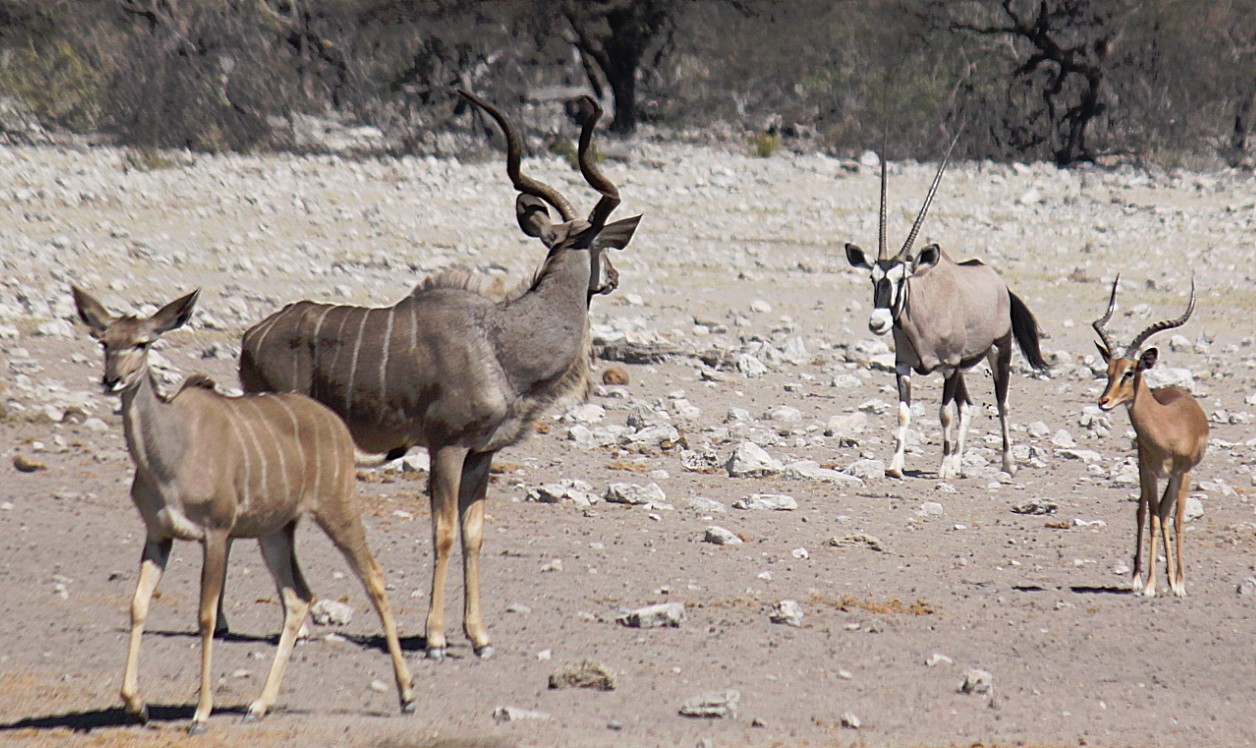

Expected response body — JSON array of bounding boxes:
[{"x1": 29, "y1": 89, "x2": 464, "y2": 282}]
[
  {"x1": 135, "y1": 342, "x2": 149, "y2": 351},
  {"x1": 1122, "y1": 370, "x2": 1134, "y2": 381}
]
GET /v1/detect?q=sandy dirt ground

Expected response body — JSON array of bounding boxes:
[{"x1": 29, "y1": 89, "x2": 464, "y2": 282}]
[{"x1": 1, "y1": 140, "x2": 1255, "y2": 748}]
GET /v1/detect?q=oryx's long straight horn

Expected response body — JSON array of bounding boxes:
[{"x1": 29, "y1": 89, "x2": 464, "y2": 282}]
[
  {"x1": 1127, "y1": 276, "x2": 1196, "y2": 356},
  {"x1": 576, "y1": 96, "x2": 621, "y2": 230},
  {"x1": 898, "y1": 129, "x2": 962, "y2": 259},
  {"x1": 877, "y1": 149, "x2": 888, "y2": 261},
  {"x1": 1093, "y1": 273, "x2": 1121, "y2": 355},
  {"x1": 457, "y1": 88, "x2": 576, "y2": 222}
]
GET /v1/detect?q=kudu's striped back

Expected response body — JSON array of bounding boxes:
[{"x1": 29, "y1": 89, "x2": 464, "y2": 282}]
[
  {"x1": 239, "y1": 90, "x2": 641, "y2": 660},
  {"x1": 72, "y1": 286, "x2": 414, "y2": 734}
]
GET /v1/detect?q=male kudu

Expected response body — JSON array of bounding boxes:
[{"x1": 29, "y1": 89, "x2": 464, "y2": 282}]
[
  {"x1": 1093, "y1": 275, "x2": 1207, "y2": 597},
  {"x1": 237, "y1": 91, "x2": 640, "y2": 659},
  {"x1": 73, "y1": 287, "x2": 414, "y2": 733},
  {"x1": 845, "y1": 140, "x2": 1049, "y2": 478}
]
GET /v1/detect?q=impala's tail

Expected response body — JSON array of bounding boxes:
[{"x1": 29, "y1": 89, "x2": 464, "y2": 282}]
[{"x1": 1009, "y1": 291, "x2": 1049, "y2": 371}]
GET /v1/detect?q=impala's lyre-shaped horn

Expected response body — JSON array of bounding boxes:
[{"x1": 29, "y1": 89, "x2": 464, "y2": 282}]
[
  {"x1": 898, "y1": 129, "x2": 962, "y2": 260},
  {"x1": 1127, "y1": 276, "x2": 1197, "y2": 357},
  {"x1": 1092, "y1": 273, "x2": 1121, "y2": 356}
]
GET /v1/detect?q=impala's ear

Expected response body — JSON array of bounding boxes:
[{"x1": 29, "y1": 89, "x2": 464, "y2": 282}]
[
  {"x1": 912, "y1": 243, "x2": 941, "y2": 272},
  {"x1": 1094, "y1": 340, "x2": 1111, "y2": 363},
  {"x1": 592, "y1": 215, "x2": 640, "y2": 251},
  {"x1": 71, "y1": 286, "x2": 114, "y2": 337},
  {"x1": 516, "y1": 194, "x2": 554, "y2": 240},
  {"x1": 150, "y1": 289, "x2": 199, "y2": 334},
  {"x1": 1138, "y1": 347, "x2": 1159, "y2": 371},
  {"x1": 845, "y1": 243, "x2": 871, "y2": 269}
]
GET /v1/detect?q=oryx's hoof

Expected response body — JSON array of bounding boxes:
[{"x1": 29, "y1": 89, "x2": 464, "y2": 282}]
[
  {"x1": 425, "y1": 647, "x2": 445, "y2": 661},
  {"x1": 474, "y1": 645, "x2": 495, "y2": 660}
]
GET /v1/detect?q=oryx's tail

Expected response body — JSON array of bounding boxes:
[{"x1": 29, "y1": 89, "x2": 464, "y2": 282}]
[{"x1": 1009, "y1": 291, "x2": 1049, "y2": 371}]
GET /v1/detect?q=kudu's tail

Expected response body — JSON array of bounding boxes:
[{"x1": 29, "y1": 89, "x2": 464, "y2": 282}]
[{"x1": 1009, "y1": 291, "x2": 1049, "y2": 371}]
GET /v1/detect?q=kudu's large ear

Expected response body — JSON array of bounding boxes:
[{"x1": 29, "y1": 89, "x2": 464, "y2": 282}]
[
  {"x1": 71, "y1": 286, "x2": 113, "y2": 338},
  {"x1": 149, "y1": 289, "x2": 200, "y2": 334},
  {"x1": 911, "y1": 243, "x2": 941, "y2": 273},
  {"x1": 1094, "y1": 340, "x2": 1111, "y2": 363},
  {"x1": 592, "y1": 214, "x2": 641, "y2": 251},
  {"x1": 845, "y1": 243, "x2": 871, "y2": 270},
  {"x1": 1137, "y1": 347, "x2": 1159, "y2": 371}
]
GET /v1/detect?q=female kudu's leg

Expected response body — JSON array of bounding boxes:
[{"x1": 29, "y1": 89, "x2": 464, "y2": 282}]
[
  {"x1": 247, "y1": 523, "x2": 314, "y2": 721},
  {"x1": 425, "y1": 445, "x2": 469, "y2": 660},
  {"x1": 189, "y1": 531, "x2": 230, "y2": 734},
  {"x1": 458, "y1": 450, "x2": 495, "y2": 658},
  {"x1": 120, "y1": 537, "x2": 172, "y2": 723}
]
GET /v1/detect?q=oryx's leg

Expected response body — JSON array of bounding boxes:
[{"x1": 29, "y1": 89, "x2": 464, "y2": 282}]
[
  {"x1": 313, "y1": 494, "x2": 416, "y2": 711},
  {"x1": 887, "y1": 363, "x2": 912, "y2": 478},
  {"x1": 953, "y1": 372, "x2": 973, "y2": 478},
  {"x1": 459, "y1": 450, "x2": 495, "y2": 658},
  {"x1": 988, "y1": 338, "x2": 1016, "y2": 475},
  {"x1": 190, "y1": 530, "x2": 230, "y2": 734},
  {"x1": 1133, "y1": 450, "x2": 1156, "y2": 593},
  {"x1": 120, "y1": 536, "x2": 172, "y2": 724},
  {"x1": 938, "y1": 368, "x2": 960, "y2": 479},
  {"x1": 247, "y1": 522, "x2": 313, "y2": 722},
  {"x1": 425, "y1": 445, "x2": 469, "y2": 660}
]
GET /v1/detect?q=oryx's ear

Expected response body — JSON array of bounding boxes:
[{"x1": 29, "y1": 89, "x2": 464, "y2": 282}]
[
  {"x1": 592, "y1": 215, "x2": 641, "y2": 251},
  {"x1": 1094, "y1": 340, "x2": 1111, "y2": 363},
  {"x1": 911, "y1": 243, "x2": 941, "y2": 272},
  {"x1": 71, "y1": 286, "x2": 114, "y2": 338},
  {"x1": 1137, "y1": 347, "x2": 1159, "y2": 371},
  {"x1": 149, "y1": 289, "x2": 200, "y2": 335},
  {"x1": 845, "y1": 243, "x2": 871, "y2": 269}
]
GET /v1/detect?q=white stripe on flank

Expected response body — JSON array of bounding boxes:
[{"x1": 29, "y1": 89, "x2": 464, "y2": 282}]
[
  {"x1": 225, "y1": 404, "x2": 258, "y2": 509},
  {"x1": 379, "y1": 307, "x2": 395, "y2": 422},
  {"x1": 310, "y1": 403, "x2": 323, "y2": 499},
  {"x1": 328, "y1": 308, "x2": 352, "y2": 410},
  {"x1": 345, "y1": 310, "x2": 370, "y2": 418},
  {"x1": 408, "y1": 299, "x2": 418, "y2": 353},
  {"x1": 247, "y1": 308, "x2": 286, "y2": 364},
  {"x1": 274, "y1": 397, "x2": 305, "y2": 496},
  {"x1": 233, "y1": 401, "x2": 270, "y2": 501},
  {"x1": 308, "y1": 305, "x2": 335, "y2": 399},
  {"x1": 246, "y1": 399, "x2": 291, "y2": 501}
]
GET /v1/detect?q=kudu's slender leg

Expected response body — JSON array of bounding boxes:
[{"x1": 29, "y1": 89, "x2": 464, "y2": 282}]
[
  {"x1": 120, "y1": 536, "x2": 172, "y2": 723},
  {"x1": 313, "y1": 504, "x2": 416, "y2": 710},
  {"x1": 1171, "y1": 470, "x2": 1190, "y2": 596},
  {"x1": 248, "y1": 523, "x2": 312, "y2": 721},
  {"x1": 988, "y1": 338, "x2": 1016, "y2": 475},
  {"x1": 888, "y1": 363, "x2": 913, "y2": 478},
  {"x1": 214, "y1": 538, "x2": 232, "y2": 638},
  {"x1": 426, "y1": 445, "x2": 469, "y2": 659},
  {"x1": 459, "y1": 450, "x2": 495, "y2": 658},
  {"x1": 190, "y1": 530, "x2": 230, "y2": 734}
]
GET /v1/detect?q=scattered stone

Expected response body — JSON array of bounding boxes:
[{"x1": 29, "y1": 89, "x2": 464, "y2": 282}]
[
  {"x1": 679, "y1": 690, "x2": 740, "y2": 719},
  {"x1": 1237, "y1": 578, "x2": 1256, "y2": 596},
  {"x1": 1184, "y1": 496, "x2": 1204, "y2": 521},
  {"x1": 840, "y1": 712, "x2": 861, "y2": 729},
  {"x1": 1011, "y1": 499, "x2": 1057, "y2": 515},
  {"x1": 527, "y1": 479, "x2": 599, "y2": 506},
  {"x1": 1051, "y1": 430, "x2": 1076, "y2": 448},
  {"x1": 617, "y1": 602, "x2": 686, "y2": 629},
  {"x1": 368, "y1": 679, "x2": 389, "y2": 693},
  {"x1": 680, "y1": 449, "x2": 723, "y2": 473},
  {"x1": 704, "y1": 526, "x2": 743, "y2": 545},
  {"x1": 726, "y1": 441, "x2": 783, "y2": 477},
  {"x1": 687, "y1": 496, "x2": 728, "y2": 514},
  {"x1": 960, "y1": 669, "x2": 993, "y2": 695},
  {"x1": 310, "y1": 599, "x2": 354, "y2": 626},
  {"x1": 829, "y1": 533, "x2": 885, "y2": 552},
  {"x1": 769, "y1": 599, "x2": 804, "y2": 627},
  {"x1": 767, "y1": 405, "x2": 803, "y2": 422},
  {"x1": 843, "y1": 458, "x2": 885, "y2": 481},
  {"x1": 549, "y1": 659, "x2": 618, "y2": 691},
  {"x1": 733, "y1": 493, "x2": 797, "y2": 511},
  {"x1": 13, "y1": 455, "x2": 46, "y2": 473},
  {"x1": 926, "y1": 653, "x2": 953, "y2": 667},
  {"x1": 825, "y1": 412, "x2": 868, "y2": 443},
  {"x1": 916, "y1": 501, "x2": 944, "y2": 518},
  {"x1": 493, "y1": 706, "x2": 551, "y2": 722},
  {"x1": 782, "y1": 460, "x2": 864, "y2": 487},
  {"x1": 604, "y1": 482, "x2": 667, "y2": 506},
  {"x1": 1056, "y1": 448, "x2": 1103, "y2": 462},
  {"x1": 791, "y1": 547, "x2": 810, "y2": 560}
]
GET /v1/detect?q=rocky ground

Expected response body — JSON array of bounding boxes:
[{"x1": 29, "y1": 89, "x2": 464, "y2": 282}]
[{"x1": 1, "y1": 139, "x2": 1255, "y2": 748}]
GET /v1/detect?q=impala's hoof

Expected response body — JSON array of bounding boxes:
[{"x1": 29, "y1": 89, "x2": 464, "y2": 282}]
[
  {"x1": 187, "y1": 721, "x2": 208, "y2": 736},
  {"x1": 475, "y1": 645, "x2": 495, "y2": 660},
  {"x1": 425, "y1": 647, "x2": 445, "y2": 661},
  {"x1": 131, "y1": 704, "x2": 150, "y2": 725},
  {"x1": 401, "y1": 697, "x2": 417, "y2": 714}
]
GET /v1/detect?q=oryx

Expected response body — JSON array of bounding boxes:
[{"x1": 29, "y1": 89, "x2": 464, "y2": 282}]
[{"x1": 845, "y1": 140, "x2": 1048, "y2": 478}]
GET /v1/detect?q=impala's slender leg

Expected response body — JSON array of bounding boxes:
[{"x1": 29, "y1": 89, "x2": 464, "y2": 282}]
[
  {"x1": 939, "y1": 368, "x2": 959, "y2": 479},
  {"x1": 1141, "y1": 472, "x2": 1165, "y2": 599},
  {"x1": 988, "y1": 337, "x2": 1015, "y2": 475},
  {"x1": 247, "y1": 523, "x2": 313, "y2": 722},
  {"x1": 459, "y1": 450, "x2": 494, "y2": 658},
  {"x1": 1171, "y1": 470, "x2": 1190, "y2": 596},
  {"x1": 426, "y1": 445, "x2": 469, "y2": 660},
  {"x1": 313, "y1": 503, "x2": 416, "y2": 710},
  {"x1": 1133, "y1": 449, "x2": 1156, "y2": 594},
  {"x1": 120, "y1": 535, "x2": 172, "y2": 723},
  {"x1": 1158, "y1": 475, "x2": 1185, "y2": 598},
  {"x1": 190, "y1": 530, "x2": 230, "y2": 734},
  {"x1": 888, "y1": 362, "x2": 912, "y2": 478}
]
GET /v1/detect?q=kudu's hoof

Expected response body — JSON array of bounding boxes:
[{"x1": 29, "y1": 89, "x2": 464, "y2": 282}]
[
  {"x1": 474, "y1": 645, "x2": 495, "y2": 660},
  {"x1": 187, "y1": 721, "x2": 208, "y2": 736}
]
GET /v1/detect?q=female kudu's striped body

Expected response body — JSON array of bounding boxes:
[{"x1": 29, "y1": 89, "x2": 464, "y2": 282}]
[
  {"x1": 73, "y1": 287, "x2": 414, "y2": 734},
  {"x1": 239, "y1": 91, "x2": 640, "y2": 660}
]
